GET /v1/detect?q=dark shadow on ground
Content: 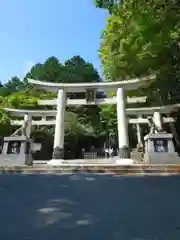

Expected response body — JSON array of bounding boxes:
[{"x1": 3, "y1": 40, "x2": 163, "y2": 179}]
[{"x1": 0, "y1": 173, "x2": 180, "y2": 239}]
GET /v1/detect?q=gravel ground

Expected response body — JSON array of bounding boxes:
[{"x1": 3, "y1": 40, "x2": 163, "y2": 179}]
[{"x1": 0, "y1": 173, "x2": 180, "y2": 240}]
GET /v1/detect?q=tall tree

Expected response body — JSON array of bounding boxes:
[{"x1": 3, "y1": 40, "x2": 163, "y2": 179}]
[
  {"x1": 99, "y1": 0, "x2": 180, "y2": 104},
  {"x1": 26, "y1": 57, "x2": 63, "y2": 82},
  {"x1": 26, "y1": 55, "x2": 100, "y2": 84},
  {"x1": 64, "y1": 55, "x2": 100, "y2": 83}
]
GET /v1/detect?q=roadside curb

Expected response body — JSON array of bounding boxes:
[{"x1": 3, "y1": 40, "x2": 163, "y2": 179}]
[{"x1": 0, "y1": 164, "x2": 180, "y2": 175}]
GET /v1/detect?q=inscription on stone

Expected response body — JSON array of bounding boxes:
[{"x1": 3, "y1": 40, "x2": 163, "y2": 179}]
[
  {"x1": 7, "y1": 141, "x2": 21, "y2": 154},
  {"x1": 153, "y1": 138, "x2": 168, "y2": 153},
  {"x1": 85, "y1": 89, "x2": 95, "y2": 103}
]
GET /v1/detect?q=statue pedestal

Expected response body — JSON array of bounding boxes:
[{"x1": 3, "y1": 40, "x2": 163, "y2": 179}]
[
  {"x1": 0, "y1": 136, "x2": 33, "y2": 166},
  {"x1": 143, "y1": 133, "x2": 180, "y2": 164}
]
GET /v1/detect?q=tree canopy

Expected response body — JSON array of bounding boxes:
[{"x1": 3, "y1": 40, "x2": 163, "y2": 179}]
[
  {"x1": 98, "y1": 0, "x2": 180, "y2": 105},
  {"x1": 93, "y1": 0, "x2": 180, "y2": 151}
]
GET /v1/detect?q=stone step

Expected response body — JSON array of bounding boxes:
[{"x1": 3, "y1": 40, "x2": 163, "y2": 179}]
[{"x1": 60, "y1": 159, "x2": 116, "y2": 164}]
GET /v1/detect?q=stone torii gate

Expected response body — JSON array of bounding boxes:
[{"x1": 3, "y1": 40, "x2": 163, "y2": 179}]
[
  {"x1": 126, "y1": 104, "x2": 180, "y2": 147},
  {"x1": 27, "y1": 75, "x2": 155, "y2": 163},
  {"x1": 5, "y1": 105, "x2": 177, "y2": 151}
]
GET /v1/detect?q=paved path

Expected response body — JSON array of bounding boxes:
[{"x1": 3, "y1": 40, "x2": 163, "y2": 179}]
[{"x1": 0, "y1": 173, "x2": 180, "y2": 239}]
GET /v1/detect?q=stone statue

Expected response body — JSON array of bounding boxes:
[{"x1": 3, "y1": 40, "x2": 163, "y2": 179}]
[{"x1": 147, "y1": 116, "x2": 164, "y2": 134}]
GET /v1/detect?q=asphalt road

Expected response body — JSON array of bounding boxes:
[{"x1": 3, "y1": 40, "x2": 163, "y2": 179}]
[{"x1": 0, "y1": 173, "x2": 180, "y2": 240}]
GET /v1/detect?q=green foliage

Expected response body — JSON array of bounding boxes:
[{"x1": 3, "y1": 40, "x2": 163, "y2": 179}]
[
  {"x1": 0, "y1": 108, "x2": 10, "y2": 124},
  {"x1": 4, "y1": 91, "x2": 38, "y2": 109},
  {"x1": 94, "y1": 0, "x2": 119, "y2": 12},
  {"x1": 99, "y1": 105, "x2": 117, "y2": 137},
  {"x1": 0, "y1": 77, "x2": 26, "y2": 96},
  {"x1": 26, "y1": 57, "x2": 63, "y2": 82},
  {"x1": 65, "y1": 111, "x2": 94, "y2": 136},
  {"x1": 26, "y1": 55, "x2": 100, "y2": 83},
  {"x1": 0, "y1": 108, "x2": 12, "y2": 136},
  {"x1": 100, "y1": 0, "x2": 180, "y2": 104},
  {"x1": 63, "y1": 56, "x2": 100, "y2": 83}
]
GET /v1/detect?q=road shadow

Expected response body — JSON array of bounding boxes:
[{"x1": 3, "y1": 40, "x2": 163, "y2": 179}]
[{"x1": 0, "y1": 173, "x2": 180, "y2": 239}]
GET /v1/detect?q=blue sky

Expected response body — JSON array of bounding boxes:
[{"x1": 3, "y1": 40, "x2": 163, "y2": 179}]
[{"x1": 0, "y1": 0, "x2": 108, "y2": 83}]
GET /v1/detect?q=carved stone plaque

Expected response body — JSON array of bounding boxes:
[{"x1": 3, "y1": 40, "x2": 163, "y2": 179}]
[
  {"x1": 7, "y1": 141, "x2": 21, "y2": 154},
  {"x1": 85, "y1": 89, "x2": 95, "y2": 103},
  {"x1": 153, "y1": 138, "x2": 168, "y2": 153}
]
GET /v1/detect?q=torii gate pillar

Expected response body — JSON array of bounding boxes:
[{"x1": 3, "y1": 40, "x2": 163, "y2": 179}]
[
  {"x1": 116, "y1": 87, "x2": 130, "y2": 158},
  {"x1": 52, "y1": 89, "x2": 66, "y2": 159}
]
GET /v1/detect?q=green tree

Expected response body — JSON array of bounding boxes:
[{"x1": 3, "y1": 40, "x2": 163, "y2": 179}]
[
  {"x1": 0, "y1": 108, "x2": 12, "y2": 136},
  {"x1": 26, "y1": 57, "x2": 62, "y2": 82},
  {"x1": 0, "y1": 77, "x2": 26, "y2": 96},
  {"x1": 26, "y1": 55, "x2": 100, "y2": 84},
  {"x1": 64, "y1": 55, "x2": 100, "y2": 83},
  {"x1": 99, "y1": 0, "x2": 180, "y2": 104}
]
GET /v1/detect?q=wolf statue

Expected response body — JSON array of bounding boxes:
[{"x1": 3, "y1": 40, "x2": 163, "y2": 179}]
[{"x1": 147, "y1": 116, "x2": 165, "y2": 134}]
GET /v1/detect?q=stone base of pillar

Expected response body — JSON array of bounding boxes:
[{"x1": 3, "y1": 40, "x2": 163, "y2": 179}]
[
  {"x1": 119, "y1": 146, "x2": 130, "y2": 158},
  {"x1": 52, "y1": 147, "x2": 64, "y2": 159}
]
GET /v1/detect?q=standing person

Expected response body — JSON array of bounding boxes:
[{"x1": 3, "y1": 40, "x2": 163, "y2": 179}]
[
  {"x1": 82, "y1": 148, "x2": 85, "y2": 158},
  {"x1": 105, "y1": 148, "x2": 109, "y2": 158}
]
